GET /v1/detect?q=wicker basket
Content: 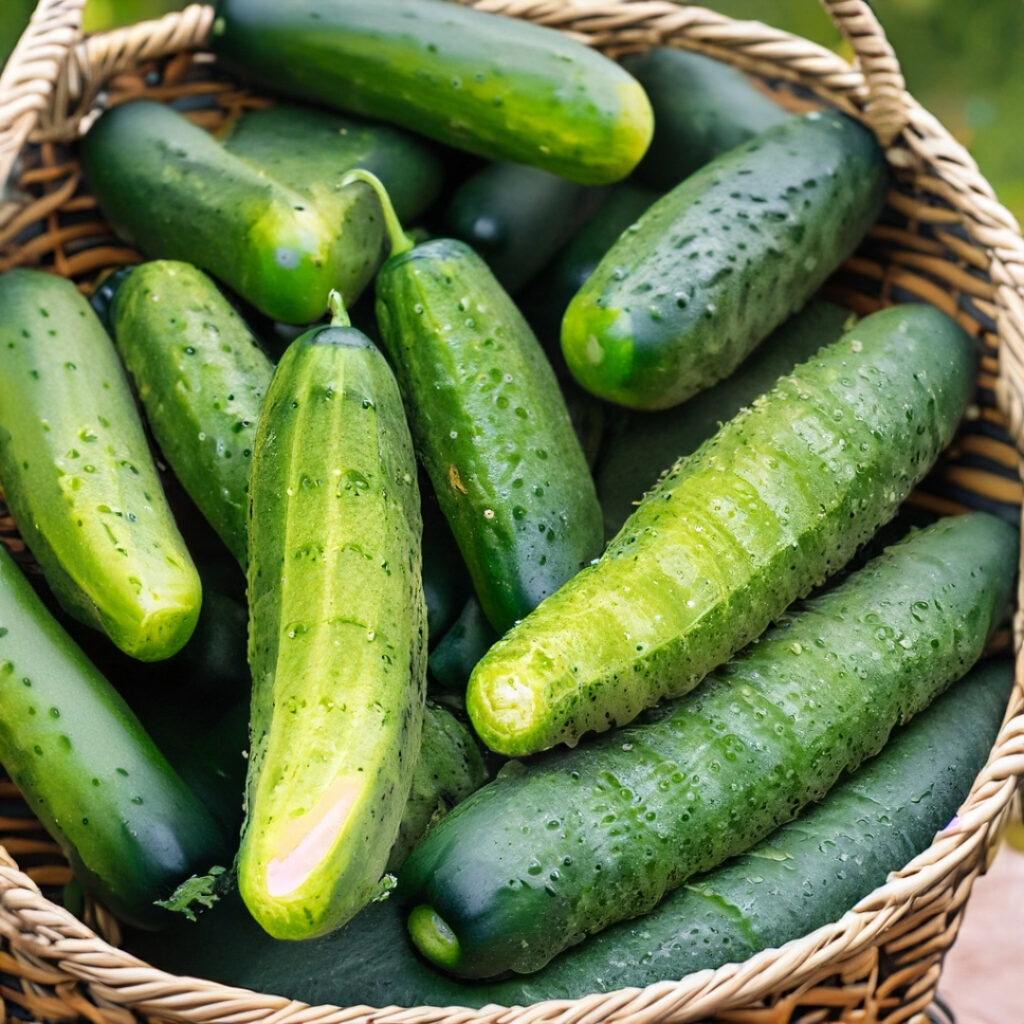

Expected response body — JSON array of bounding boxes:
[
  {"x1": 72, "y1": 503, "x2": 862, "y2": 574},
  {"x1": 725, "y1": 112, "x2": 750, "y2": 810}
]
[{"x1": 1, "y1": 1, "x2": 1023, "y2": 1021}]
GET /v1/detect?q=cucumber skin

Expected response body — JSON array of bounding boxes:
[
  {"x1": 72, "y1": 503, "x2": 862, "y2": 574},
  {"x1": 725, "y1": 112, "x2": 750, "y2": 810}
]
[
  {"x1": 112, "y1": 261, "x2": 273, "y2": 567},
  {"x1": 210, "y1": 0, "x2": 653, "y2": 185},
  {"x1": 562, "y1": 112, "x2": 887, "y2": 410},
  {"x1": 241, "y1": 325, "x2": 427, "y2": 940},
  {"x1": 597, "y1": 300, "x2": 855, "y2": 538},
  {"x1": 0, "y1": 545, "x2": 228, "y2": 929},
  {"x1": 221, "y1": 103, "x2": 444, "y2": 227},
  {"x1": 0, "y1": 269, "x2": 200, "y2": 661},
  {"x1": 375, "y1": 238, "x2": 603, "y2": 634},
  {"x1": 80, "y1": 101, "x2": 371, "y2": 324},
  {"x1": 125, "y1": 657, "x2": 1011, "y2": 1004},
  {"x1": 622, "y1": 48, "x2": 791, "y2": 190},
  {"x1": 404, "y1": 512, "x2": 1016, "y2": 977},
  {"x1": 444, "y1": 162, "x2": 607, "y2": 294},
  {"x1": 468, "y1": 304, "x2": 976, "y2": 756}
]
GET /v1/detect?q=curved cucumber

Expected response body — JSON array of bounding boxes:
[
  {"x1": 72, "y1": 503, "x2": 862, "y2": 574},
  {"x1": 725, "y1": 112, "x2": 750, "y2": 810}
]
[
  {"x1": 0, "y1": 544, "x2": 228, "y2": 928},
  {"x1": 111, "y1": 260, "x2": 273, "y2": 567},
  {"x1": 622, "y1": 48, "x2": 791, "y2": 190},
  {"x1": 210, "y1": 0, "x2": 653, "y2": 184},
  {"x1": 126, "y1": 657, "x2": 1011, "y2": 1003},
  {"x1": 402, "y1": 512, "x2": 1016, "y2": 977},
  {"x1": 80, "y1": 101, "x2": 379, "y2": 323},
  {"x1": 0, "y1": 269, "x2": 200, "y2": 661},
  {"x1": 597, "y1": 300, "x2": 854, "y2": 537},
  {"x1": 221, "y1": 102, "x2": 444, "y2": 227},
  {"x1": 468, "y1": 304, "x2": 975, "y2": 756},
  {"x1": 444, "y1": 162, "x2": 607, "y2": 294},
  {"x1": 562, "y1": 112, "x2": 887, "y2": 409},
  {"x1": 241, "y1": 310, "x2": 427, "y2": 939},
  {"x1": 375, "y1": 235, "x2": 603, "y2": 634}
]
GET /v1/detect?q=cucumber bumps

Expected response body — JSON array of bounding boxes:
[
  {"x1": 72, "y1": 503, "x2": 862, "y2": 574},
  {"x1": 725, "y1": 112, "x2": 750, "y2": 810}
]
[
  {"x1": 469, "y1": 304, "x2": 976, "y2": 756},
  {"x1": 562, "y1": 112, "x2": 886, "y2": 409},
  {"x1": 0, "y1": 269, "x2": 200, "y2": 660},
  {"x1": 241, "y1": 298, "x2": 426, "y2": 939}
]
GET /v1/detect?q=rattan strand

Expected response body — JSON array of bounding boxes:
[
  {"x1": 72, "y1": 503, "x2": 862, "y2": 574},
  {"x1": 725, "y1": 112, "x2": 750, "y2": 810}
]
[{"x1": 1, "y1": 1, "x2": 1023, "y2": 1023}]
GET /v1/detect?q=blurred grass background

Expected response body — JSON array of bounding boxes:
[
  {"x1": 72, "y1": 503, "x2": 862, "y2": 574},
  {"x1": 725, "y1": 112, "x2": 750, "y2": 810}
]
[{"x1": 2, "y1": 0, "x2": 1022, "y2": 219}]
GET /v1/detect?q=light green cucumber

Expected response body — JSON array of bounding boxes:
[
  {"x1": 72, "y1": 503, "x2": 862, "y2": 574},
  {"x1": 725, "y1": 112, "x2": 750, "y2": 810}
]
[
  {"x1": 111, "y1": 261, "x2": 273, "y2": 566},
  {"x1": 468, "y1": 304, "x2": 975, "y2": 756},
  {"x1": 0, "y1": 268, "x2": 200, "y2": 661},
  {"x1": 241, "y1": 296, "x2": 426, "y2": 939}
]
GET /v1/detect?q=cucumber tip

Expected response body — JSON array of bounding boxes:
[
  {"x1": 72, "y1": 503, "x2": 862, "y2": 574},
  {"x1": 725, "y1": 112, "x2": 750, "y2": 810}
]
[{"x1": 407, "y1": 904, "x2": 461, "y2": 970}]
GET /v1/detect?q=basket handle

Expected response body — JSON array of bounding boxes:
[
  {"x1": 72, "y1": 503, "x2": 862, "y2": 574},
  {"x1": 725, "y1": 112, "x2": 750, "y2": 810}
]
[
  {"x1": 819, "y1": 0, "x2": 909, "y2": 145},
  {"x1": 0, "y1": 0, "x2": 86, "y2": 212}
]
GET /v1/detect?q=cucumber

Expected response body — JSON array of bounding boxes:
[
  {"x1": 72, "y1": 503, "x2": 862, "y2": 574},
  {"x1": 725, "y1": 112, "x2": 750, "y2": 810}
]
[
  {"x1": 0, "y1": 544, "x2": 229, "y2": 928},
  {"x1": 0, "y1": 269, "x2": 201, "y2": 661},
  {"x1": 402, "y1": 512, "x2": 1016, "y2": 977},
  {"x1": 468, "y1": 304, "x2": 975, "y2": 756},
  {"x1": 361, "y1": 173, "x2": 603, "y2": 634},
  {"x1": 444, "y1": 162, "x2": 607, "y2": 294},
  {"x1": 388, "y1": 702, "x2": 488, "y2": 872},
  {"x1": 221, "y1": 102, "x2": 445, "y2": 227},
  {"x1": 562, "y1": 112, "x2": 887, "y2": 410},
  {"x1": 421, "y1": 485, "x2": 472, "y2": 645},
  {"x1": 111, "y1": 260, "x2": 273, "y2": 567},
  {"x1": 428, "y1": 597, "x2": 498, "y2": 695},
  {"x1": 597, "y1": 300, "x2": 855, "y2": 538},
  {"x1": 128, "y1": 603, "x2": 1013, "y2": 1001},
  {"x1": 80, "y1": 101, "x2": 381, "y2": 323},
  {"x1": 241, "y1": 298, "x2": 427, "y2": 940},
  {"x1": 621, "y1": 48, "x2": 791, "y2": 190},
  {"x1": 210, "y1": 0, "x2": 653, "y2": 185}
]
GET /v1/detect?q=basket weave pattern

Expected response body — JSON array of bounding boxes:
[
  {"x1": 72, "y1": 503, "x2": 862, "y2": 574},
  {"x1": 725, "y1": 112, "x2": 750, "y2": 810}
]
[{"x1": 1, "y1": 2, "x2": 1023, "y2": 1022}]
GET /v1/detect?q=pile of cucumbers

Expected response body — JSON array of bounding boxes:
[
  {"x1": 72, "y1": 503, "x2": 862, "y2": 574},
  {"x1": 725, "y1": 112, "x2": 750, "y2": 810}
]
[{"x1": 0, "y1": 0, "x2": 1014, "y2": 1006}]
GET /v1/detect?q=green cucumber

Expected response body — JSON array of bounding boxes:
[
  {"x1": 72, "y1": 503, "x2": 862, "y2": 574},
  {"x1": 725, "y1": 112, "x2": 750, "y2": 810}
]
[
  {"x1": 428, "y1": 597, "x2": 498, "y2": 695},
  {"x1": 0, "y1": 544, "x2": 229, "y2": 928},
  {"x1": 241, "y1": 297, "x2": 426, "y2": 939},
  {"x1": 468, "y1": 304, "x2": 975, "y2": 756},
  {"x1": 362, "y1": 172, "x2": 603, "y2": 634},
  {"x1": 597, "y1": 300, "x2": 855, "y2": 538},
  {"x1": 562, "y1": 112, "x2": 887, "y2": 409},
  {"x1": 221, "y1": 102, "x2": 445, "y2": 227},
  {"x1": 444, "y1": 162, "x2": 607, "y2": 294},
  {"x1": 210, "y1": 0, "x2": 653, "y2": 185},
  {"x1": 111, "y1": 260, "x2": 273, "y2": 567},
  {"x1": 0, "y1": 269, "x2": 200, "y2": 661},
  {"x1": 388, "y1": 702, "x2": 488, "y2": 872},
  {"x1": 621, "y1": 48, "x2": 791, "y2": 190},
  {"x1": 126, "y1": 656, "x2": 1011, "y2": 1004},
  {"x1": 402, "y1": 512, "x2": 1016, "y2": 977},
  {"x1": 80, "y1": 101, "x2": 381, "y2": 323},
  {"x1": 421, "y1": 485, "x2": 472, "y2": 645}
]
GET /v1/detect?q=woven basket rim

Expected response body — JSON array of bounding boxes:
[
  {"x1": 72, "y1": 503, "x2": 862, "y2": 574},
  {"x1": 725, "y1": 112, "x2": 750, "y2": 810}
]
[{"x1": 1, "y1": 3, "x2": 1023, "y2": 1023}]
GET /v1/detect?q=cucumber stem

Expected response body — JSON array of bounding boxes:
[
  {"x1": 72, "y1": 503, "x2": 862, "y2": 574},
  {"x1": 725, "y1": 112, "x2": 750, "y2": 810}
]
[
  {"x1": 341, "y1": 169, "x2": 415, "y2": 257},
  {"x1": 327, "y1": 289, "x2": 351, "y2": 328}
]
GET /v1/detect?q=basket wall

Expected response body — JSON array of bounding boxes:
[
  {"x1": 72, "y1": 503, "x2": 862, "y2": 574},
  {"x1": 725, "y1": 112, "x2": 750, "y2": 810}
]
[{"x1": 0, "y1": 3, "x2": 1023, "y2": 1024}]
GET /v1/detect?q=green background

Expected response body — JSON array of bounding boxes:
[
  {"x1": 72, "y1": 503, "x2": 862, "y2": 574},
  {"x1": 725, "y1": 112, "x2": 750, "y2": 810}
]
[{"x1": 2, "y1": 0, "x2": 1022, "y2": 219}]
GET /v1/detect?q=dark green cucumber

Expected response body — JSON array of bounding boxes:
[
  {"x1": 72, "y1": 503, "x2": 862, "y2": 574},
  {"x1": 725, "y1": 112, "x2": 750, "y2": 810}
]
[
  {"x1": 597, "y1": 300, "x2": 855, "y2": 538},
  {"x1": 562, "y1": 112, "x2": 887, "y2": 409},
  {"x1": 80, "y1": 101, "x2": 380, "y2": 323},
  {"x1": 242, "y1": 301, "x2": 426, "y2": 939},
  {"x1": 523, "y1": 181, "x2": 663, "y2": 347},
  {"x1": 421, "y1": 485, "x2": 472, "y2": 646},
  {"x1": 622, "y1": 48, "x2": 791, "y2": 190},
  {"x1": 444, "y1": 162, "x2": 607, "y2": 294},
  {"x1": 210, "y1": 0, "x2": 653, "y2": 184},
  {"x1": 388, "y1": 702, "x2": 488, "y2": 872},
  {"x1": 403, "y1": 512, "x2": 1016, "y2": 977},
  {"x1": 428, "y1": 597, "x2": 498, "y2": 695},
  {"x1": 221, "y1": 102, "x2": 444, "y2": 226},
  {"x1": 111, "y1": 260, "x2": 273, "y2": 566},
  {"x1": 0, "y1": 269, "x2": 200, "y2": 661},
  {"x1": 468, "y1": 304, "x2": 975, "y2": 756},
  {"x1": 0, "y1": 544, "x2": 229, "y2": 928},
  {"x1": 126, "y1": 656, "x2": 1011, "y2": 1004},
  {"x1": 363, "y1": 172, "x2": 603, "y2": 634}
]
